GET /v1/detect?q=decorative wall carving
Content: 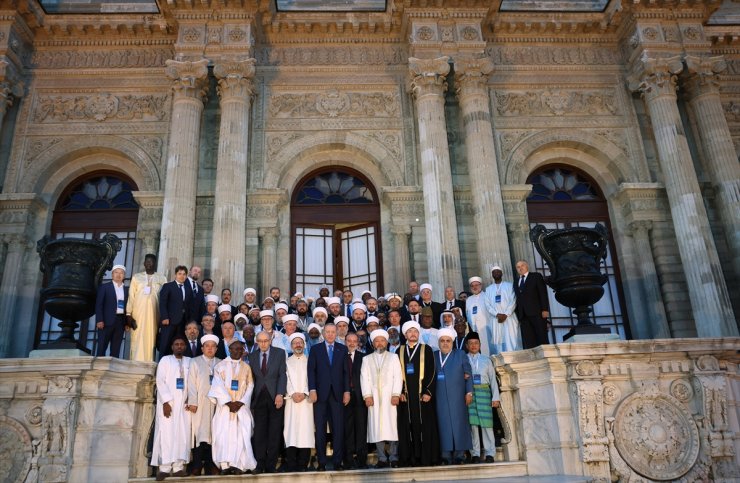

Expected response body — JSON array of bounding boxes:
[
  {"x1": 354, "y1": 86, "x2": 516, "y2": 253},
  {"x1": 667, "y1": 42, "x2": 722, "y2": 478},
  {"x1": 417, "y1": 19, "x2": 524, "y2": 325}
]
[
  {"x1": 602, "y1": 383, "x2": 621, "y2": 405},
  {"x1": 268, "y1": 90, "x2": 400, "y2": 118},
  {"x1": 486, "y1": 46, "x2": 621, "y2": 66},
  {"x1": 255, "y1": 46, "x2": 408, "y2": 66},
  {"x1": 0, "y1": 416, "x2": 32, "y2": 483},
  {"x1": 265, "y1": 132, "x2": 306, "y2": 159},
  {"x1": 31, "y1": 49, "x2": 172, "y2": 69},
  {"x1": 670, "y1": 379, "x2": 693, "y2": 403},
  {"x1": 723, "y1": 101, "x2": 739, "y2": 121},
  {"x1": 612, "y1": 393, "x2": 699, "y2": 480},
  {"x1": 365, "y1": 131, "x2": 402, "y2": 161},
  {"x1": 33, "y1": 93, "x2": 169, "y2": 123},
  {"x1": 416, "y1": 26, "x2": 435, "y2": 41},
  {"x1": 494, "y1": 89, "x2": 619, "y2": 117}
]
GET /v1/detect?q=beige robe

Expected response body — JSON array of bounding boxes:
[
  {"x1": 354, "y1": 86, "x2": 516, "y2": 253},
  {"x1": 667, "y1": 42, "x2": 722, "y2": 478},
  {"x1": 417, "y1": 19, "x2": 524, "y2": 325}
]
[
  {"x1": 360, "y1": 350, "x2": 403, "y2": 443},
  {"x1": 209, "y1": 359, "x2": 257, "y2": 471},
  {"x1": 284, "y1": 354, "x2": 315, "y2": 448},
  {"x1": 126, "y1": 271, "x2": 167, "y2": 362},
  {"x1": 187, "y1": 355, "x2": 221, "y2": 447}
]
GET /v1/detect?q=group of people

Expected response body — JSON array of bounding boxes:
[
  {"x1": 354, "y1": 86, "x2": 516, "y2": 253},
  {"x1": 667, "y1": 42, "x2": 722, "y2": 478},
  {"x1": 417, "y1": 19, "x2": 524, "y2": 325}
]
[{"x1": 93, "y1": 254, "x2": 553, "y2": 479}]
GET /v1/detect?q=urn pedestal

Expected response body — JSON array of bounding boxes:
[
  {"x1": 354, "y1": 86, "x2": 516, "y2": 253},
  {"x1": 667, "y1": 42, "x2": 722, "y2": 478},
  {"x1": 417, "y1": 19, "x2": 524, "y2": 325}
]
[
  {"x1": 529, "y1": 224, "x2": 617, "y2": 342},
  {"x1": 32, "y1": 233, "x2": 122, "y2": 356}
]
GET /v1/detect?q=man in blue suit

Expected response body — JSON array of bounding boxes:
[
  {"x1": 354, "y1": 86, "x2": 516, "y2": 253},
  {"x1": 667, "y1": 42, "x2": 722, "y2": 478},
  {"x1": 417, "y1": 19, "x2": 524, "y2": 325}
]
[
  {"x1": 158, "y1": 265, "x2": 192, "y2": 357},
  {"x1": 95, "y1": 264, "x2": 129, "y2": 357},
  {"x1": 307, "y1": 322, "x2": 351, "y2": 471}
]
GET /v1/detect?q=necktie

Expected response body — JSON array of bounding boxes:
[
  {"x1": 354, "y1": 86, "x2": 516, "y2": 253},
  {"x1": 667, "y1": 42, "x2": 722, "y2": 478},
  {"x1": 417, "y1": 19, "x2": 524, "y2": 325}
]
[
  {"x1": 328, "y1": 344, "x2": 334, "y2": 365},
  {"x1": 348, "y1": 353, "x2": 354, "y2": 387},
  {"x1": 261, "y1": 352, "x2": 267, "y2": 375},
  {"x1": 447, "y1": 301, "x2": 452, "y2": 310},
  {"x1": 192, "y1": 280, "x2": 197, "y2": 293},
  {"x1": 178, "y1": 283, "x2": 184, "y2": 300},
  {"x1": 191, "y1": 341, "x2": 196, "y2": 354},
  {"x1": 519, "y1": 276, "x2": 525, "y2": 289}
]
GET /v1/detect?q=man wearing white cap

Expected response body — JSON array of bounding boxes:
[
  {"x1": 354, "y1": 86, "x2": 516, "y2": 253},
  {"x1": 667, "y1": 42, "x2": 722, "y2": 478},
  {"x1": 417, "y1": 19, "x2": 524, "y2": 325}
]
[
  {"x1": 361, "y1": 329, "x2": 403, "y2": 468},
  {"x1": 243, "y1": 288, "x2": 258, "y2": 312},
  {"x1": 209, "y1": 340, "x2": 257, "y2": 475},
  {"x1": 397, "y1": 321, "x2": 439, "y2": 467},
  {"x1": 465, "y1": 276, "x2": 493, "y2": 358},
  {"x1": 333, "y1": 316, "x2": 350, "y2": 345},
  {"x1": 312, "y1": 307, "x2": 328, "y2": 327},
  {"x1": 284, "y1": 333, "x2": 314, "y2": 472},
  {"x1": 282, "y1": 314, "x2": 300, "y2": 355},
  {"x1": 186, "y1": 334, "x2": 221, "y2": 475},
  {"x1": 349, "y1": 304, "x2": 367, "y2": 333},
  {"x1": 256, "y1": 310, "x2": 290, "y2": 353},
  {"x1": 95, "y1": 264, "x2": 129, "y2": 357},
  {"x1": 326, "y1": 297, "x2": 343, "y2": 323},
  {"x1": 306, "y1": 323, "x2": 324, "y2": 350},
  {"x1": 485, "y1": 266, "x2": 521, "y2": 354},
  {"x1": 274, "y1": 302, "x2": 289, "y2": 331},
  {"x1": 419, "y1": 283, "x2": 443, "y2": 329},
  {"x1": 434, "y1": 328, "x2": 473, "y2": 465},
  {"x1": 126, "y1": 254, "x2": 167, "y2": 362}
]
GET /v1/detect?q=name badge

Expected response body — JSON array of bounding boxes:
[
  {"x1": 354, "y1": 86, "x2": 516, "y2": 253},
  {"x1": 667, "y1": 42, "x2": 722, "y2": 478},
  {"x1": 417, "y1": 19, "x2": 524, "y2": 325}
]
[
  {"x1": 176, "y1": 378, "x2": 184, "y2": 390},
  {"x1": 495, "y1": 295, "x2": 501, "y2": 303},
  {"x1": 472, "y1": 306, "x2": 478, "y2": 315},
  {"x1": 473, "y1": 374, "x2": 482, "y2": 385},
  {"x1": 437, "y1": 372, "x2": 445, "y2": 381},
  {"x1": 406, "y1": 363, "x2": 415, "y2": 375},
  {"x1": 117, "y1": 299, "x2": 125, "y2": 310},
  {"x1": 231, "y1": 379, "x2": 239, "y2": 391},
  {"x1": 144, "y1": 286, "x2": 151, "y2": 295},
  {"x1": 209, "y1": 375, "x2": 213, "y2": 384}
]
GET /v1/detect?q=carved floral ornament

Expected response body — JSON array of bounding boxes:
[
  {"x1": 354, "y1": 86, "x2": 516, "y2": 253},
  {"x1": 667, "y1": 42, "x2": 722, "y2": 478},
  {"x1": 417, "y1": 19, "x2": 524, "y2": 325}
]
[
  {"x1": 33, "y1": 93, "x2": 169, "y2": 123},
  {"x1": 494, "y1": 89, "x2": 618, "y2": 117},
  {"x1": 268, "y1": 89, "x2": 400, "y2": 118},
  {"x1": 0, "y1": 416, "x2": 33, "y2": 483}
]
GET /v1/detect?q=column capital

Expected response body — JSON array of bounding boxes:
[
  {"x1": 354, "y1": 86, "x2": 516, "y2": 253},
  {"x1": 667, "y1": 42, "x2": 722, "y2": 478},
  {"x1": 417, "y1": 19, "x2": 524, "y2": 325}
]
[
  {"x1": 165, "y1": 58, "x2": 209, "y2": 102},
  {"x1": 454, "y1": 56, "x2": 494, "y2": 96},
  {"x1": 214, "y1": 58, "x2": 257, "y2": 101},
  {"x1": 683, "y1": 55, "x2": 726, "y2": 98},
  {"x1": 627, "y1": 220, "x2": 653, "y2": 237},
  {"x1": 407, "y1": 56, "x2": 450, "y2": 98},
  {"x1": 506, "y1": 222, "x2": 531, "y2": 236},
  {"x1": 258, "y1": 226, "x2": 278, "y2": 239},
  {"x1": 391, "y1": 225, "x2": 412, "y2": 236},
  {"x1": 627, "y1": 54, "x2": 683, "y2": 101}
]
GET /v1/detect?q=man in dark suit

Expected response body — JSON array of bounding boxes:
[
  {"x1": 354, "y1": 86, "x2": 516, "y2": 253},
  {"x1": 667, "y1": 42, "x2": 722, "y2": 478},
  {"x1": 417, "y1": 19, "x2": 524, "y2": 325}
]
[
  {"x1": 248, "y1": 331, "x2": 287, "y2": 473},
  {"x1": 158, "y1": 265, "x2": 192, "y2": 357},
  {"x1": 441, "y1": 286, "x2": 466, "y2": 314},
  {"x1": 95, "y1": 264, "x2": 129, "y2": 357},
  {"x1": 307, "y1": 322, "x2": 351, "y2": 471},
  {"x1": 343, "y1": 332, "x2": 368, "y2": 469},
  {"x1": 187, "y1": 265, "x2": 205, "y2": 323},
  {"x1": 514, "y1": 260, "x2": 551, "y2": 349},
  {"x1": 183, "y1": 320, "x2": 202, "y2": 357},
  {"x1": 418, "y1": 283, "x2": 444, "y2": 328}
]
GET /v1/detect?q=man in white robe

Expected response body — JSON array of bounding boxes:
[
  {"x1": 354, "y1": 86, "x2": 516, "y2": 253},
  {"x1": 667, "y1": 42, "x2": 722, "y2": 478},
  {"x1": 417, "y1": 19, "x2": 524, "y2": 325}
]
[
  {"x1": 208, "y1": 340, "x2": 257, "y2": 475},
  {"x1": 484, "y1": 266, "x2": 521, "y2": 354},
  {"x1": 151, "y1": 336, "x2": 191, "y2": 481},
  {"x1": 186, "y1": 334, "x2": 221, "y2": 475},
  {"x1": 465, "y1": 276, "x2": 494, "y2": 357},
  {"x1": 360, "y1": 329, "x2": 403, "y2": 468},
  {"x1": 283, "y1": 333, "x2": 314, "y2": 471},
  {"x1": 126, "y1": 254, "x2": 167, "y2": 362}
]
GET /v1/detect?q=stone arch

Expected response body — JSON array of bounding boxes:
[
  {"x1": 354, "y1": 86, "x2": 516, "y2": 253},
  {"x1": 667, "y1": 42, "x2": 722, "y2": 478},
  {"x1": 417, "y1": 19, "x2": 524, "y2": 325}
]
[
  {"x1": 19, "y1": 135, "x2": 162, "y2": 198},
  {"x1": 504, "y1": 129, "x2": 637, "y2": 194},
  {"x1": 264, "y1": 131, "x2": 404, "y2": 191}
]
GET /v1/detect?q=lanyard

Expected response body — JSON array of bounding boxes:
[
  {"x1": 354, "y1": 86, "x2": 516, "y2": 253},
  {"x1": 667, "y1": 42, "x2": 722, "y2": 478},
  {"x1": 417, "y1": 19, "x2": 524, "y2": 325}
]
[
  {"x1": 206, "y1": 356, "x2": 216, "y2": 376},
  {"x1": 468, "y1": 354, "x2": 479, "y2": 374},
  {"x1": 177, "y1": 357, "x2": 184, "y2": 379},
  {"x1": 439, "y1": 351, "x2": 451, "y2": 369},
  {"x1": 406, "y1": 343, "x2": 420, "y2": 362},
  {"x1": 455, "y1": 337, "x2": 465, "y2": 351},
  {"x1": 375, "y1": 352, "x2": 387, "y2": 375}
]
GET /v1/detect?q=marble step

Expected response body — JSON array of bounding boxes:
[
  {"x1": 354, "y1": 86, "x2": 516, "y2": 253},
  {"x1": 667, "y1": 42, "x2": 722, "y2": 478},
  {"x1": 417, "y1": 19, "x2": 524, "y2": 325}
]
[{"x1": 130, "y1": 461, "x2": 533, "y2": 482}]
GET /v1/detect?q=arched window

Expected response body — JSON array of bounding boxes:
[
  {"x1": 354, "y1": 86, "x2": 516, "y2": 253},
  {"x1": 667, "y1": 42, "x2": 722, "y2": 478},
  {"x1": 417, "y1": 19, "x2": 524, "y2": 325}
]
[
  {"x1": 36, "y1": 172, "x2": 139, "y2": 355},
  {"x1": 291, "y1": 168, "x2": 382, "y2": 298},
  {"x1": 526, "y1": 166, "x2": 630, "y2": 342}
]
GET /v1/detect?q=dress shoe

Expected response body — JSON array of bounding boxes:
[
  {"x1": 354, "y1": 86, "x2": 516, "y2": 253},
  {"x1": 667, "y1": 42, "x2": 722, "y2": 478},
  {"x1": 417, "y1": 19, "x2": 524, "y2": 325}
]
[
  {"x1": 189, "y1": 467, "x2": 203, "y2": 476},
  {"x1": 335, "y1": 464, "x2": 345, "y2": 471},
  {"x1": 454, "y1": 458, "x2": 465, "y2": 465},
  {"x1": 390, "y1": 461, "x2": 399, "y2": 468},
  {"x1": 375, "y1": 461, "x2": 389, "y2": 469},
  {"x1": 173, "y1": 469, "x2": 187, "y2": 477},
  {"x1": 471, "y1": 456, "x2": 480, "y2": 464},
  {"x1": 440, "y1": 459, "x2": 449, "y2": 466},
  {"x1": 316, "y1": 464, "x2": 326, "y2": 472},
  {"x1": 485, "y1": 456, "x2": 495, "y2": 463},
  {"x1": 206, "y1": 465, "x2": 221, "y2": 475},
  {"x1": 252, "y1": 466, "x2": 265, "y2": 474},
  {"x1": 155, "y1": 472, "x2": 168, "y2": 482}
]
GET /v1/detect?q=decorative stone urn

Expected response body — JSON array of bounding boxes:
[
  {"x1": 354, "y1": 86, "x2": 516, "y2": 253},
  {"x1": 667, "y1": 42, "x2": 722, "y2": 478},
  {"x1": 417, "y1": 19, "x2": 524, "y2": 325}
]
[
  {"x1": 36, "y1": 233, "x2": 122, "y2": 352},
  {"x1": 529, "y1": 224, "x2": 612, "y2": 341}
]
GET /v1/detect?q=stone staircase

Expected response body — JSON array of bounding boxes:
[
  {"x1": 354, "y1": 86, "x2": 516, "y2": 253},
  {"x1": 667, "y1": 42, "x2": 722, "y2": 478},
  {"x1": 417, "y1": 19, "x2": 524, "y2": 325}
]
[{"x1": 129, "y1": 462, "x2": 593, "y2": 483}]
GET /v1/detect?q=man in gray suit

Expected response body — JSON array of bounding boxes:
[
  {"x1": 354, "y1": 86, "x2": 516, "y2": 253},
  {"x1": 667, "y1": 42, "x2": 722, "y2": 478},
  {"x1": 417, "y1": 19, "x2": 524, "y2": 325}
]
[{"x1": 248, "y1": 331, "x2": 287, "y2": 473}]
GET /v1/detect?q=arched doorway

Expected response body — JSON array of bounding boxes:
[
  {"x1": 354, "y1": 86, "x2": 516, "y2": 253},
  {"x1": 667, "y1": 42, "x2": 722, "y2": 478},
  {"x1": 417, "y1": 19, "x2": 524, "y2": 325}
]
[
  {"x1": 35, "y1": 172, "x2": 139, "y2": 355},
  {"x1": 526, "y1": 165, "x2": 630, "y2": 342},
  {"x1": 290, "y1": 168, "x2": 383, "y2": 298}
]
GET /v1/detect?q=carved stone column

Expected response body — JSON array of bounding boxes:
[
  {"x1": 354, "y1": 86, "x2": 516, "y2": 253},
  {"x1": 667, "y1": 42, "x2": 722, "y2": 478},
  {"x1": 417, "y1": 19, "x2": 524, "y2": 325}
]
[
  {"x1": 0, "y1": 233, "x2": 30, "y2": 357},
  {"x1": 0, "y1": 59, "x2": 23, "y2": 127},
  {"x1": 408, "y1": 56, "x2": 463, "y2": 291},
  {"x1": 391, "y1": 225, "x2": 412, "y2": 291},
  {"x1": 259, "y1": 227, "x2": 278, "y2": 297},
  {"x1": 455, "y1": 56, "x2": 513, "y2": 280},
  {"x1": 157, "y1": 59, "x2": 209, "y2": 274},
  {"x1": 210, "y1": 59, "x2": 256, "y2": 293},
  {"x1": 628, "y1": 55, "x2": 737, "y2": 337},
  {"x1": 502, "y1": 184, "x2": 534, "y2": 272},
  {"x1": 132, "y1": 191, "x2": 164, "y2": 269},
  {"x1": 683, "y1": 55, "x2": 740, "y2": 281},
  {"x1": 628, "y1": 221, "x2": 670, "y2": 339}
]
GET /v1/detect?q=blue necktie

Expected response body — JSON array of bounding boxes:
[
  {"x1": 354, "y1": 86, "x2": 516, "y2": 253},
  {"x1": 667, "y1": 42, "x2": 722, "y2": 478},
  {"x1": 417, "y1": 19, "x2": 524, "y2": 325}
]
[{"x1": 328, "y1": 344, "x2": 334, "y2": 365}]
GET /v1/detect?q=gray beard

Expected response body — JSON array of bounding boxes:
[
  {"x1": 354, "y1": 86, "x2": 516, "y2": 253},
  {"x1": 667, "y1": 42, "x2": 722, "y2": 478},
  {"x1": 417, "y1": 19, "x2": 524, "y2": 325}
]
[{"x1": 376, "y1": 347, "x2": 387, "y2": 353}]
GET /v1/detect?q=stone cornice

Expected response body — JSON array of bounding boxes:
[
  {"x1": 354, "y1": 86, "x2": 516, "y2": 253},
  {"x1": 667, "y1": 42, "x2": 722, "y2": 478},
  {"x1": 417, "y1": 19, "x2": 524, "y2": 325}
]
[{"x1": 131, "y1": 190, "x2": 164, "y2": 208}]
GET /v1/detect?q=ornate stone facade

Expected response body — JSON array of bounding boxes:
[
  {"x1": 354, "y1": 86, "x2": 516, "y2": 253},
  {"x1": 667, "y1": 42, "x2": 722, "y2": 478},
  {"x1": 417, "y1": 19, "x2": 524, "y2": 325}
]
[{"x1": 0, "y1": 0, "x2": 738, "y2": 361}]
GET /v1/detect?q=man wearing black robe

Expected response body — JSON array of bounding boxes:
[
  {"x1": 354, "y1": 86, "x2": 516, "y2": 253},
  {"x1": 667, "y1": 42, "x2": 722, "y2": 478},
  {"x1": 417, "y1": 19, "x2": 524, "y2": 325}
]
[{"x1": 396, "y1": 321, "x2": 439, "y2": 467}]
